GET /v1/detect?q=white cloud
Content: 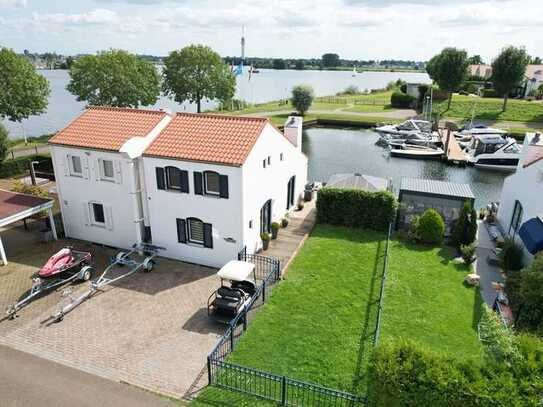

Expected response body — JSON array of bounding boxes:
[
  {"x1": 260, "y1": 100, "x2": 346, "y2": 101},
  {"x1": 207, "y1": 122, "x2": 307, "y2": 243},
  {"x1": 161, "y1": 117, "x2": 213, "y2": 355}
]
[
  {"x1": 31, "y1": 9, "x2": 118, "y2": 26},
  {"x1": 0, "y1": 0, "x2": 27, "y2": 6}
]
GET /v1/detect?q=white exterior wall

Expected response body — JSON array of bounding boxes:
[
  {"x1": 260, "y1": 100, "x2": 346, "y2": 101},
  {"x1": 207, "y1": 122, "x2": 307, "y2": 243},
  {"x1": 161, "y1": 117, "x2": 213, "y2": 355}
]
[
  {"x1": 241, "y1": 124, "x2": 308, "y2": 254},
  {"x1": 143, "y1": 157, "x2": 244, "y2": 268},
  {"x1": 51, "y1": 145, "x2": 141, "y2": 250}
]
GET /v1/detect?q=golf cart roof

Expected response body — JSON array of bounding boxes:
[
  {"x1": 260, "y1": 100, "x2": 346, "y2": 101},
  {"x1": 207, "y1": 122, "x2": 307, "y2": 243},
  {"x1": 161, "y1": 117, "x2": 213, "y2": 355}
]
[{"x1": 217, "y1": 260, "x2": 255, "y2": 281}]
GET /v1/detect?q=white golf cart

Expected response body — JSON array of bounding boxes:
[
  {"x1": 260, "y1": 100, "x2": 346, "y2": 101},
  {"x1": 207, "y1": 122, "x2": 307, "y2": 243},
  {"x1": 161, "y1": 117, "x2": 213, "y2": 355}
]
[{"x1": 207, "y1": 260, "x2": 257, "y2": 324}]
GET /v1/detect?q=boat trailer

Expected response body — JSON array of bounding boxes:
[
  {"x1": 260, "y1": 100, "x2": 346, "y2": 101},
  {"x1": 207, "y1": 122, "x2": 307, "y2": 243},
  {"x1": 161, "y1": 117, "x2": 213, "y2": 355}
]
[
  {"x1": 6, "y1": 249, "x2": 93, "y2": 319},
  {"x1": 41, "y1": 243, "x2": 163, "y2": 325}
]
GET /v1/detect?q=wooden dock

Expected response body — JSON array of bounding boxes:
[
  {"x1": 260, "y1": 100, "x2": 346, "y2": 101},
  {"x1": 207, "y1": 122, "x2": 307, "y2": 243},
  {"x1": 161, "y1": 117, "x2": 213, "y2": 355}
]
[{"x1": 440, "y1": 129, "x2": 468, "y2": 164}]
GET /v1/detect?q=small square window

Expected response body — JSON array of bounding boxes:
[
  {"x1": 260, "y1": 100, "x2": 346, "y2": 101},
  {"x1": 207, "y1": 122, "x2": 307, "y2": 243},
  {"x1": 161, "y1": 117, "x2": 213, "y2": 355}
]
[
  {"x1": 100, "y1": 159, "x2": 115, "y2": 181},
  {"x1": 188, "y1": 218, "x2": 204, "y2": 244},
  {"x1": 70, "y1": 155, "x2": 83, "y2": 176},
  {"x1": 204, "y1": 172, "x2": 220, "y2": 195},
  {"x1": 91, "y1": 203, "x2": 105, "y2": 224},
  {"x1": 263, "y1": 159, "x2": 266, "y2": 168},
  {"x1": 280, "y1": 153, "x2": 283, "y2": 161},
  {"x1": 166, "y1": 167, "x2": 182, "y2": 190}
]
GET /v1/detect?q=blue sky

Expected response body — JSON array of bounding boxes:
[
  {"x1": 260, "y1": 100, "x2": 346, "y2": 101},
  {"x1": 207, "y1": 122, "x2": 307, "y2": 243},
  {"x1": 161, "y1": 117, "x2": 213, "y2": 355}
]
[{"x1": 1, "y1": 0, "x2": 542, "y2": 61}]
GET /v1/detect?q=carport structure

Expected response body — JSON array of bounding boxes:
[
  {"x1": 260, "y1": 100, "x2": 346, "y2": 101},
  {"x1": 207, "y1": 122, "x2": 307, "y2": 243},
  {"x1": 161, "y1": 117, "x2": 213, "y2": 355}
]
[{"x1": 0, "y1": 189, "x2": 56, "y2": 265}]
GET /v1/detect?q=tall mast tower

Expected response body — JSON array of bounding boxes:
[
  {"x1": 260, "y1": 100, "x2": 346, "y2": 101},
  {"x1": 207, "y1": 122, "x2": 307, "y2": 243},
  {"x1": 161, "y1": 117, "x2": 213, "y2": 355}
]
[{"x1": 241, "y1": 26, "x2": 245, "y2": 64}]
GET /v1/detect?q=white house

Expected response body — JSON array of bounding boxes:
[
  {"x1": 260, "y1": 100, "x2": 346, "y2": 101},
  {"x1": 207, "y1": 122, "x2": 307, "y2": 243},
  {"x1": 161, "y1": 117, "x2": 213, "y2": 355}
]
[
  {"x1": 497, "y1": 132, "x2": 543, "y2": 262},
  {"x1": 50, "y1": 108, "x2": 308, "y2": 268}
]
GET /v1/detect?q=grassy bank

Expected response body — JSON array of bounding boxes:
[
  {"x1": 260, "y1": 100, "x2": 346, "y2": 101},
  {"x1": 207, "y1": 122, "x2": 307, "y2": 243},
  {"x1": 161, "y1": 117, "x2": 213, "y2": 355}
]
[
  {"x1": 8, "y1": 134, "x2": 52, "y2": 150},
  {"x1": 381, "y1": 238, "x2": 484, "y2": 358}
]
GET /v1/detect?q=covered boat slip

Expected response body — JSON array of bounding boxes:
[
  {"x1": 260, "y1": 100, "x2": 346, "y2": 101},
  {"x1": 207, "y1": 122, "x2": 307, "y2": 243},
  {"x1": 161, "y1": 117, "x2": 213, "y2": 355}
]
[{"x1": 0, "y1": 190, "x2": 56, "y2": 265}]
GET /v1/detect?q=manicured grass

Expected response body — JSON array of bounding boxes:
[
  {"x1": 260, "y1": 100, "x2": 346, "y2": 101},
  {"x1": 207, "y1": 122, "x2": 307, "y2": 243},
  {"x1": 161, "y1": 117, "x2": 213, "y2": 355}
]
[
  {"x1": 343, "y1": 104, "x2": 395, "y2": 113},
  {"x1": 196, "y1": 225, "x2": 386, "y2": 407},
  {"x1": 435, "y1": 94, "x2": 543, "y2": 123},
  {"x1": 381, "y1": 238, "x2": 484, "y2": 358},
  {"x1": 7, "y1": 134, "x2": 52, "y2": 149}
]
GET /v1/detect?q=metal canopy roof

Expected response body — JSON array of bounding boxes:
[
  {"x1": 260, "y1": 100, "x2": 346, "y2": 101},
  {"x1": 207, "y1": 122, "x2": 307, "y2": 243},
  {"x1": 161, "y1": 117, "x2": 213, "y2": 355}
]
[
  {"x1": 217, "y1": 260, "x2": 255, "y2": 281},
  {"x1": 0, "y1": 190, "x2": 54, "y2": 228},
  {"x1": 326, "y1": 173, "x2": 389, "y2": 192},
  {"x1": 400, "y1": 177, "x2": 475, "y2": 199}
]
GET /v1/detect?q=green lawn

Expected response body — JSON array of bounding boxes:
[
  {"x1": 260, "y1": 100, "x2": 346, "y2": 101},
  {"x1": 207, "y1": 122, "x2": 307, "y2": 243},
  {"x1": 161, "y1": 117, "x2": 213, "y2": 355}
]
[
  {"x1": 435, "y1": 94, "x2": 543, "y2": 123},
  {"x1": 195, "y1": 225, "x2": 386, "y2": 406},
  {"x1": 380, "y1": 238, "x2": 484, "y2": 358}
]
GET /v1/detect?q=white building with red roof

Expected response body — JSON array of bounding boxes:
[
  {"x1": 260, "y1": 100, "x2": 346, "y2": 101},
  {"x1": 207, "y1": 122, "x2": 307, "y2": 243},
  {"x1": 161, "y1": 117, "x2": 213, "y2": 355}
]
[
  {"x1": 498, "y1": 132, "x2": 543, "y2": 262},
  {"x1": 49, "y1": 108, "x2": 307, "y2": 267}
]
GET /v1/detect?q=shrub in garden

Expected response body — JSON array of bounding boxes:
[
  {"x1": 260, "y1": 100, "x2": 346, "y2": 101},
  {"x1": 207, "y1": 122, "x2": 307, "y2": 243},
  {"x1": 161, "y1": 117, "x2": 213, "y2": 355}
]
[
  {"x1": 0, "y1": 124, "x2": 8, "y2": 162},
  {"x1": 451, "y1": 201, "x2": 478, "y2": 247},
  {"x1": 316, "y1": 188, "x2": 398, "y2": 231},
  {"x1": 390, "y1": 91, "x2": 415, "y2": 108},
  {"x1": 482, "y1": 88, "x2": 499, "y2": 98},
  {"x1": 416, "y1": 209, "x2": 445, "y2": 244},
  {"x1": 460, "y1": 242, "x2": 477, "y2": 265},
  {"x1": 499, "y1": 238, "x2": 524, "y2": 272}
]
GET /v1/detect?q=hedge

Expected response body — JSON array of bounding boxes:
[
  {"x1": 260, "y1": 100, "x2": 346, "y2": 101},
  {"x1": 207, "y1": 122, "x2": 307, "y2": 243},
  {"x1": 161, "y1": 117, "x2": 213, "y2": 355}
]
[
  {"x1": 390, "y1": 91, "x2": 415, "y2": 108},
  {"x1": 482, "y1": 89, "x2": 500, "y2": 98},
  {"x1": 368, "y1": 338, "x2": 543, "y2": 406},
  {"x1": 0, "y1": 155, "x2": 51, "y2": 178},
  {"x1": 316, "y1": 188, "x2": 398, "y2": 231}
]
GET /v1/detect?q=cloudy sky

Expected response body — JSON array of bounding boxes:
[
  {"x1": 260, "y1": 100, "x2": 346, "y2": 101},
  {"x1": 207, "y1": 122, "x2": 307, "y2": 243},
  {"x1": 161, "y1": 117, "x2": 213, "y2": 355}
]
[{"x1": 1, "y1": 0, "x2": 541, "y2": 61}]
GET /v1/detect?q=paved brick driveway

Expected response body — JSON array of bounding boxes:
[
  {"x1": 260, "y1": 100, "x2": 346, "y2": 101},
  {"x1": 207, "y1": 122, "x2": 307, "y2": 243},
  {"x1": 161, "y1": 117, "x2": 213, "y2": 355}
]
[{"x1": 0, "y1": 223, "x2": 224, "y2": 398}]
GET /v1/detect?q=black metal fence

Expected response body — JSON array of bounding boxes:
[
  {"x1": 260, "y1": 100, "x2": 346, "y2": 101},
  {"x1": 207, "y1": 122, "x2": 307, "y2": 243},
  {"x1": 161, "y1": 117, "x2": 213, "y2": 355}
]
[
  {"x1": 207, "y1": 250, "x2": 365, "y2": 406},
  {"x1": 373, "y1": 223, "x2": 392, "y2": 346}
]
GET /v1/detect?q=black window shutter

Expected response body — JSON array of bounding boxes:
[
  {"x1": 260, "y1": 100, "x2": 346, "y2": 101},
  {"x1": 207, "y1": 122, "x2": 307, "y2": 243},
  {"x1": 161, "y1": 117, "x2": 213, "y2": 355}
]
[
  {"x1": 176, "y1": 218, "x2": 187, "y2": 243},
  {"x1": 194, "y1": 172, "x2": 203, "y2": 195},
  {"x1": 203, "y1": 223, "x2": 213, "y2": 248},
  {"x1": 180, "y1": 170, "x2": 189, "y2": 193},
  {"x1": 156, "y1": 167, "x2": 165, "y2": 190},
  {"x1": 219, "y1": 175, "x2": 229, "y2": 198}
]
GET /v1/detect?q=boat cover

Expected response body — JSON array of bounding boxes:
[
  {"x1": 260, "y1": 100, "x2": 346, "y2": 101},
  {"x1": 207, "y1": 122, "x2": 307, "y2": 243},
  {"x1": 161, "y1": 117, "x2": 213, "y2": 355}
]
[{"x1": 519, "y1": 217, "x2": 543, "y2": 255}]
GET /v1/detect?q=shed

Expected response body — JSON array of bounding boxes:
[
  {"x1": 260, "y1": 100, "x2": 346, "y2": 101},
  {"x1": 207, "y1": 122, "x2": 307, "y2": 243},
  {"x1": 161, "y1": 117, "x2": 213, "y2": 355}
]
[
  {"x1": 397, "y1": 178, "x2": 475, "y2": 235},
  {"x1": 0, "y1": 190, "x2": 57, "y2": 265},
  {"x1": 325, "y1": 173, "x2": 390, "y2": 192}
]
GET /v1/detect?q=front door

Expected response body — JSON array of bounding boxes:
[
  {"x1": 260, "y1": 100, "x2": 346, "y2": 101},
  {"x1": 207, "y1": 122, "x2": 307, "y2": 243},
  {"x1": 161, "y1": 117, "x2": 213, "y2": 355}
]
[
  {"x1": 260, "y1": 199, "x2": 272, "y2": 234},
  {"x1": 287, "y1": 176, "x2": 296, "y2": 209}
]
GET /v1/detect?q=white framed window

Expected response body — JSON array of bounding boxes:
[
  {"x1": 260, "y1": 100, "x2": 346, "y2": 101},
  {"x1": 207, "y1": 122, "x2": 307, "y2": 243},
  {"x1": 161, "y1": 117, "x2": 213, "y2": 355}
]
[
  {"x1": 69, "y1": 155, "x2": 83, "y2": 177},
  {"x1": 91, "y1": 202, "x2": 105, "y2": 226},
  {"x1": 187, "y1": 218, "x2": 205, "y2": 244},
  {"x1": 99, "y1": 159, "x2": 115, "y2": 182},
  {"x1": 166, "y1": 166, "x2": 182, "y2": 190},
  {"x1": 204, "y1": 171, "x2": 220, "y2": 195}
]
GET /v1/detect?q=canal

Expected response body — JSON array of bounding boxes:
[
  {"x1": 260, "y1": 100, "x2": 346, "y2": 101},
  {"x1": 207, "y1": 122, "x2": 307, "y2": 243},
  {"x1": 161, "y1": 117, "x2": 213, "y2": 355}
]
[{"x1": 303, "y1": 127, "x2": 508, "y2": 208}]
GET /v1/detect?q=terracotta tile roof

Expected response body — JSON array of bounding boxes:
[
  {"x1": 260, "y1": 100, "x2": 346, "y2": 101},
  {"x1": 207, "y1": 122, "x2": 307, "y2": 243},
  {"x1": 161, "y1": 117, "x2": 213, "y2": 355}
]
[
  {"x1": 144, "y1": 113, "x2": 269, "y2": 166},
  {"x1": 49, "y1": 106, "x2": 169, "y2": 151}
]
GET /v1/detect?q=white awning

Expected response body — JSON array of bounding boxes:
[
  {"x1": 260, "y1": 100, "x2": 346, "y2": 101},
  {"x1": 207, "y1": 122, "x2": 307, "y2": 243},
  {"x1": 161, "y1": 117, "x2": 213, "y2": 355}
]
[{"x1": 217, "y1": 260, "x2": 255, "y2": 281}]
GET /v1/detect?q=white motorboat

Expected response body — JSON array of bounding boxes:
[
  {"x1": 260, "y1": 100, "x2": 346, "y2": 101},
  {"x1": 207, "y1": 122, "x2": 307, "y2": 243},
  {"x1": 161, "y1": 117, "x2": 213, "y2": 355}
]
[
  {"x1": 389, "y1": 142, "x2": 444, "y2": 159},
  {"x1": 465, "y1": 134, "x2": 521, "y2": 171},
  {"x1": 375, "y1": 120, "x2": 432, "y2": 137},
  {"x1": 458, "y1": 124, "x2": 508, "y2": 137},
  {"x1": 385, "y1": 132, "x2": 441, "y2": 146}
]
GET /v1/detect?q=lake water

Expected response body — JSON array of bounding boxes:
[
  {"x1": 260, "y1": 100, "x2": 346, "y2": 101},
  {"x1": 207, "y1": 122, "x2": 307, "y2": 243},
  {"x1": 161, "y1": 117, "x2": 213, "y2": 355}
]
[
  {"x1": 302, "y1": 127, "x2": 506, "y2": 208},
  {"x1": 3, "y1": 69, "x2": 430, "y2": 138}
]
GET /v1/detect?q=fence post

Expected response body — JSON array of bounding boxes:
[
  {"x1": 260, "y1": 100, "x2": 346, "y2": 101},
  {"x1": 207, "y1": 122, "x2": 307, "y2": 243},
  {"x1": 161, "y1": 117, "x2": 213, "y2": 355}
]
[
  {"x1": 262, "y1": 280, "x2": 266, "y2": 303},
  {"x1": 35, "y1": 145, "x2": 38, "y2": 155},
  {"x1": 207, "y1": 356, "x2": 212, "y2": 384},
  {"x1": 281, "y1": 376, "x2": 287, "y2": 406},
  {"x1": 243, "y1": 310, "x2": 247, "y2": 331},
  {"x1": 230, "y1": 327, "x2": 234, "y2": 351}
]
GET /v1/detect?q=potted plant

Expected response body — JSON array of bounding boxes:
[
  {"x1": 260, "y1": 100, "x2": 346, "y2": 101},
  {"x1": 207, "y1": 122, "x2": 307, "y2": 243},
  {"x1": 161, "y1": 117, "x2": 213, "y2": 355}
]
[
  {"x1": 261, "y1": 232, "x2": 270, "y2": 250},
  {"x1": 281, "y1": 217, "x2": 289, "y2": 228},
  {"x1": 271, "y1": 222, "x2": 280, "y2": 239}
]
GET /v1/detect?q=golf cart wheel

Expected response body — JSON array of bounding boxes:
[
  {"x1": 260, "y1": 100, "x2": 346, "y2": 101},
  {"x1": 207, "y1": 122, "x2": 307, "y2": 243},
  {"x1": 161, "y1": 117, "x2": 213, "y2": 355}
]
[
  {"x1": 115, "y1": 251, "x2": 128, "y2": 265},
  {"x1": 142, "y1": 257, "x2": 155, "y2": 272},
  {"x1": 79, "y1": 266, "x2": 93, "y2": 281}
]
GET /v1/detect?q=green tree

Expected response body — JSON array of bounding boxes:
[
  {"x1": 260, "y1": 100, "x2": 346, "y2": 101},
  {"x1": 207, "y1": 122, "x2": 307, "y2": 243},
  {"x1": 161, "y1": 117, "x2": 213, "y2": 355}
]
[
  {"x1": 291, "y1": 85, "x2": 314, "y2": 116},
  {"x1": 322, "y1": 53, "x2": 340, "y2": 68},
  {"x1": 163, "y1": 45, "x2": 235, "y2": 113},
  {"x1": 467, "y1": 55, "x2": 484, "y2": 65},
  {"x1": 416, "y1": 209, "x2": 445, "y2": 244},
  {"x1": 272, "y1": 58, "x2": 286, "y2": 70},
  {"x1": 426, "y1": 48, "x2": 469, "y2": 110},
  {"x1": 0, "y1": 47, "x2": 50, "y2": 122},
  {"x1": 67, "y1": 49, "x2": 160, "y2": 108},
  {"x1": 529, "y1": 56, "x2": 542, "y2": 64},
  {"x1": 294, "y1": 60, "x2": 304, "y2": 70},
  {"x1": 451, "y1": 201, "x2": 478, "y2": 247},
  {"x1": 0, "y1": 123, "x2": 9, "y2": 162},
  {"x1": 492, "y1": 46, "x2": 529, "y2": 111}
]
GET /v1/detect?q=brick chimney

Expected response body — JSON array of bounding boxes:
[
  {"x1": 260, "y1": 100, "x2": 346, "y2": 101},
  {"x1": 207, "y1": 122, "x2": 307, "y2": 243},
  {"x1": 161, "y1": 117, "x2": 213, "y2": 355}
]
[{"x1": 284, "y1": 116, "x2": 303, "y2": 151}]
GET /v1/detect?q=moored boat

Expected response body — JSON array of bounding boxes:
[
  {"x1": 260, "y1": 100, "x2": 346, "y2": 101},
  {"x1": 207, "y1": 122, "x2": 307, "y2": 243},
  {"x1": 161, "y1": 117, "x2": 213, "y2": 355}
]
[
  {"x1": 465, "y1": 134, "x2": 521, "y2": 171},
  {"x1": 389, "y1": 142, "x2": 444, "y2": 159}
]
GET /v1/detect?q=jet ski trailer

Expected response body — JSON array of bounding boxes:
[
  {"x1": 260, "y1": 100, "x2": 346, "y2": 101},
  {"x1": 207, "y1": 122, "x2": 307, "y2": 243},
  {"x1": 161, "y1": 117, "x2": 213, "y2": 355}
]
[{"x1": 41, "y1": 243, "x2": 163, "y2": 325}]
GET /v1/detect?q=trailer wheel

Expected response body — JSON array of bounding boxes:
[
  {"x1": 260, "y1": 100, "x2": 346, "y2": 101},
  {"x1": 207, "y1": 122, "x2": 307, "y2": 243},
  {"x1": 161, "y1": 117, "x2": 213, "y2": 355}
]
[
  {"x1": 79, "y1": 266, "x2": 93, "y2": 282},
  {"x1": 115, "y1": 251, "x2": 128, "y2": 265},
  {"x1": 143, "y1": 257, "x2": 155, "y2": 272}
]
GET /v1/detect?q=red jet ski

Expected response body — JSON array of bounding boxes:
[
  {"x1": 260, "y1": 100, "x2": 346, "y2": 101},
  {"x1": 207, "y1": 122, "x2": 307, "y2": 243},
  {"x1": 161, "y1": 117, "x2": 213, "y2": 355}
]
[{"x1": 38, "y1": 247, "x2": 92, "y2": 279}]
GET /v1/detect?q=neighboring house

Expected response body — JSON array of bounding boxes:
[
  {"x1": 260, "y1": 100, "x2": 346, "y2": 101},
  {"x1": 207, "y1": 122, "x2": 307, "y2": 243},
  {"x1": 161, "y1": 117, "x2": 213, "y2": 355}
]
[
  {"x1": 497, "y1": 133, "x2": 543, "y2": 262},
  {"x1": 468, "y1": 64, "x2": 492, "y2": 80},
  {"x1": 396, "y1": 177, "x2": 475, "y2": 236},
  {"x1": 50, "y1": 108, "x2": 308, "y2": 268},
  {"x1": 468, "y1": 64, "x2": 543, "y2": 98}
]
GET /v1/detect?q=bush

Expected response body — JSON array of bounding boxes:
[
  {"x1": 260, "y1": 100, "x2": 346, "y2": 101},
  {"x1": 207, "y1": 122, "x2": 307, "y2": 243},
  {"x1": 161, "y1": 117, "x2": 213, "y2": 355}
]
[
  {"x1": 499, "y1": 238, "x2": 524, "y2": 272},
  {"x1": 260, "y1": 232, "x2": 270, "y2": 241},
  {"x1": 0, "y1": 123, "x2": 8, "y2": 162},
  {"x1": 368, "y1": 338, "x2": 543, "y2": 406},
  {"x1": 271, "y1": 222, "x2": 280, "y2": 231},
  {"x1": 482, "y1": 88, "x2": 499, "y2": 98},
  {"x1": 399, "y1": 83, "x2": 407, "y2": 93},
  {"x1": 416, "y1": 209, "x2": 445, "y2": 244},
  {"x1": 0, "y1": 154, "x2": 51, "y2": 178},
  {"x1": 291, "y1": 84, "x2": 315, "y2": 115},
  {"x1": 460, "y1": 242, "x2": 477, "y2": 265},
  {"x1": 11, "y1": 179, "x2": 48, "y2": 198},
  {"x1": 338, "y1": 85, "x2": 360, "y2": 95},
  {"x1": 451, "y1": 201, "x2": 478, "y2": 247},
  {"x1": 316, "y1": 188, "x2": 397, "y2": 231},
  {"x1": 390, "y1": 91, "x2": 415, "y2": 108},
  {"x1": 432, "y1": 88, "x2": 449, "y2": 101},
  {"x1": 478, "y1": 304, "x2": 521, "y2": 365}
]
